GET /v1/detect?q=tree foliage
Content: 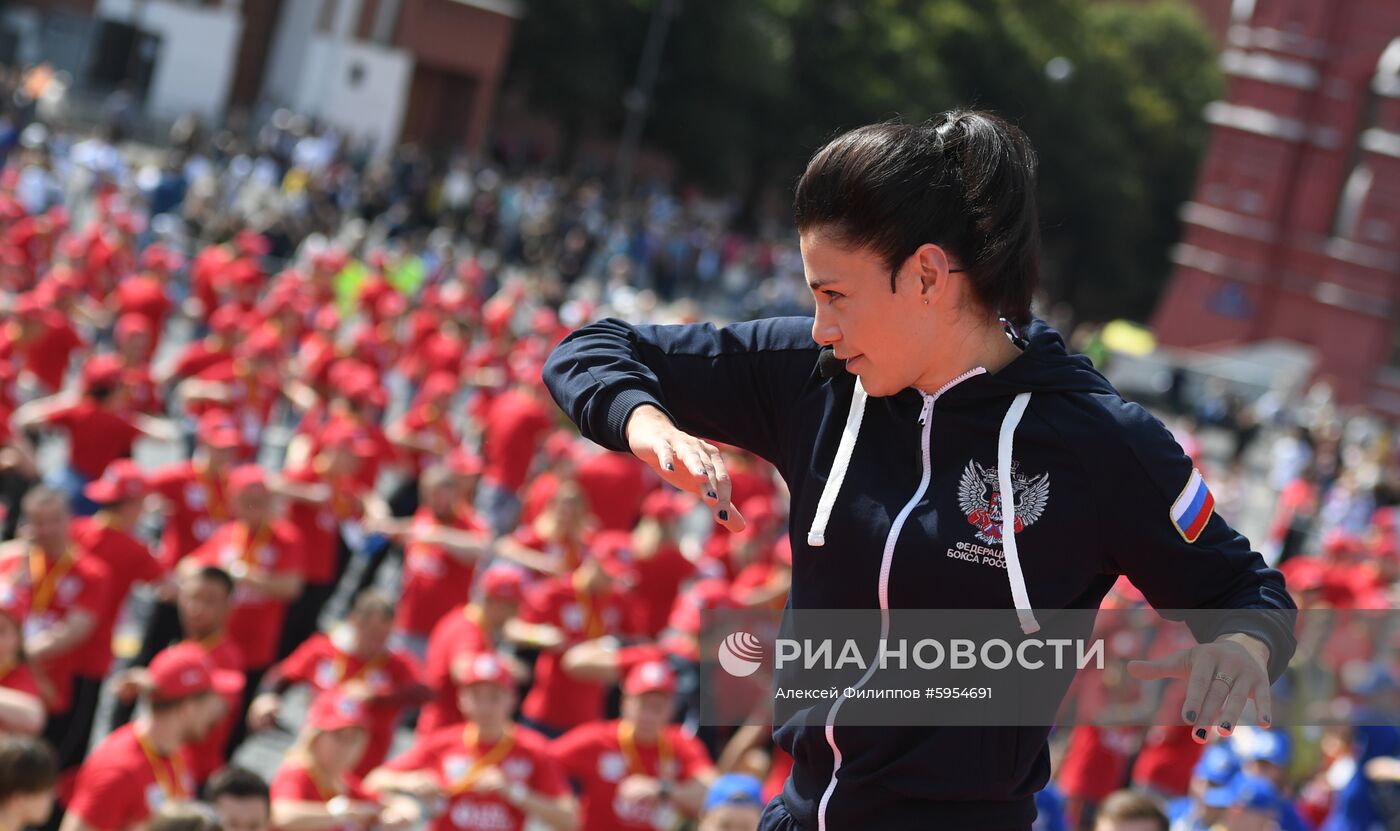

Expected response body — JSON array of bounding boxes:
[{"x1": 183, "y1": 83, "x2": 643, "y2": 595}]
[{"x1": 504, "y1": 0, "x2": 1222, "y2": 322}]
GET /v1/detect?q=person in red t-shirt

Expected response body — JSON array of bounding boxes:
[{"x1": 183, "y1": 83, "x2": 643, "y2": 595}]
[
  {"x1": 551, "y1": 661, "x2": 716, "y2": 831},
  {"x1": 0, "y1": 487, "x2": 110, "y2": 771},
  {"x1": 73, "y1": 461, "x2": 167, "y2": 682},
  {"x1": 157, "y1": 306, "x2": 241, "y2": 395},
  {"x1": 378, "y1": 465, "x2": 495, "y2": 657},
  {"x1": 64, "y1": 643, "x2": 240, "y2": 831},
  {"x1": 593, "y1": 490, "x2": 697, "y2": 638},
  {"x1": 176, "y1": 328, "x2": 292, "y2": 456},
  {"x1": 179, "y1": 465, "x2": 304, "y2": 756},
  {"x1": 0, "y1": 585, "x2": 45, "y2": 735},
  {"x1": 497, "y1": 480, "x2": 595, "y2": 579},
  {"x1": 366, "y1": 652, "x2": 578, "y2": 831},
  {"x1": 418, "y1": 565, "x2": 527, "y2": 737},
  {"x1": 14, "y1": 356, "x2": 178, "y2": 515},
  {"x1": 113, "y1": 566, "x2": 245, "y2": 785},
  {"x1": 249, "y1": 591, "x2": 428, "y2": 778},
  {"x1": 268, "y1": 690, "x2": 417, "y2": 831},
  {"x1": 112, "y1": 315, "x2": 161, "y2": 415},
  {"x1": 273, "y1": 422, "x2": 384, "y2": 661},
  {"x1": 508, "y1": 551, "x2": 633, "y2": 738},
  {"x1": 129, "y1": 412, "x2": 244, "y2": 707},
  {"x1": 4, "y1": 292, "x2": 84, "y2": 395},
  {"x1": 107, "y1": 251, "x2": 174, "y2": 354},
  {"x1": 476, "y1": 372, "x2": 556, "y2": 535},
  {"x1": 574, "y1": 450, "x2": 650, "y2": 533},
  {"x1": 385, "y1": 372, "x2": 460, "y2": 518}
]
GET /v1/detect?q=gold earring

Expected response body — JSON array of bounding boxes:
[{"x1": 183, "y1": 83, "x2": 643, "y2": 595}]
[{"x1": 923, "y1": 298, "x2": 929, "y2": 305}]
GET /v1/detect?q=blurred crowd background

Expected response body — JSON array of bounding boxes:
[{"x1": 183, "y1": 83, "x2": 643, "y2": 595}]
[{"x1": 0, "y1": 1, "x2": 1395, "y2": 831}]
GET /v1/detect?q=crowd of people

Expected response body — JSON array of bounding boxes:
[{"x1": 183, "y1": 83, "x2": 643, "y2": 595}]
[{"x1": 0, "y1": 80, "x2": 1394, "y2": 831}]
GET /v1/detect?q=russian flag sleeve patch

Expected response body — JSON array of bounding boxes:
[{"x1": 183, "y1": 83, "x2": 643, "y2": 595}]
[{"x1": 1170, "y1": 467, "x2": 1215, "y2": 543}]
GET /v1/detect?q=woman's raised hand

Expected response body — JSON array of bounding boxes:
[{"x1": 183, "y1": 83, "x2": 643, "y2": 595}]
[{"x1": 625, "y1": 404, "x2": 746, "y2": 533}]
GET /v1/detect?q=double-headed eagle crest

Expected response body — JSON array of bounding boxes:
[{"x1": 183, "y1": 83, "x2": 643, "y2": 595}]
[{"x1": 957, "y1": 459, "x2": 1051, "y2": 546}]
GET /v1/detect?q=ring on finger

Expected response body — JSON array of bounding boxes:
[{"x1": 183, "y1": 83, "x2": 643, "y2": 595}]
[{"x1": 1212, "y1": 671, "x2": 1234, "y2": 688}]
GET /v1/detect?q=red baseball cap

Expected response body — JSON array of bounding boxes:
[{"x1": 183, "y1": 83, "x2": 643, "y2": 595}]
[
  {"x1": 233, "y1": 229, "x2": 271, "y2": 258},
  {"x1": 642, "y1": 489, "x2": 690, "y2": 523},
  {"x1": 320, "y1": 421, "x2": 376, "y2": 458},
  {"x1": 197, "y1": 412, "x2": 244, "y2": 449},
  {"x1": 84, "y1": 460, "x2": 148, "y2": 504},
  {"x1": 623, "y1": 660, "x2": 677, "y2": 696},
  {"x1": 455, "y1": 652, "x2": 515, "y2": 689},
  {"x1": 667, "y1": 578, "x2": 740, "y2": 635},
  {"x1": 445, "y1": 447, "x2": 483, "y2": 477},
  {"x1": 313, "y1": 248, "x2": 349, "y2": 273},
  {"x1": 478, "y1": 566, "x2": 525, "y2": 604},
  {"x1": 82, "y1": 354, "x2": 125, "y2": 392},
  {"x1": 115, "y1": 313, "x2": 154, "y2": 343},
  {"x1": 149, "y1": 643, "x2": 243, "y2": 700},
  {"x1": 208, "y1": 306, "x2": 244, "y2": 337},
  {"x1": 227, "y1": 464, "x2": 268, "y2": 495},
  {"x1": 306, "y1": 690, "x2": 370, "y2": 732}
]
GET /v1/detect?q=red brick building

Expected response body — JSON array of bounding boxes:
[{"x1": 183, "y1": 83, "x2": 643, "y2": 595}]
[{"x1": 1151, "y1": 0, "x2": 1400, "y2": 412}]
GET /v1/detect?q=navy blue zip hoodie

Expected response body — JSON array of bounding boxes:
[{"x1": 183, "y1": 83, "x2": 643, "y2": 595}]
[{"x1": 542, "y1": 314, "x2": 1298, "y2": 831}]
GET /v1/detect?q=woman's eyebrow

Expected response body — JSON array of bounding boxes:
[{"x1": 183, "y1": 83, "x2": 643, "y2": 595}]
[{"x1": 807, "y1": 278, "x2": 838, "y2": 290}]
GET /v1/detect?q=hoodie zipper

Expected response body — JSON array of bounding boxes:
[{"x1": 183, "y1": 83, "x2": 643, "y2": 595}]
[{"x1": 815, "y1": 366, "x2": 987, "y2": 831}]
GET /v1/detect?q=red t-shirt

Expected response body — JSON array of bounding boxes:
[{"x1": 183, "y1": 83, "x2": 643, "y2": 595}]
[
  {"x1": 418, "y1": 606, "x2": 494, "y2": 737},
  {"x1": 269, "y1": 762, "x2": 377, "y2": 826},
  {"x1": 1130, "y1": 725, "x2": 1203, "y2": 797},
  {"x1": 0, "y1": 548, "x2": 110, "y2": 712},
  {"x1": 575, "y1": 453, "x2": 649, "y2": 532},
  {"x1": 275, "y1": 633, "x2": 424, "y2": 776},
  {"x1": 282, "y1": 467, "x2": 364, "y2": 584},
  {"x1": 123, "y1": 365, "x2": 161, "y2": 414},
  {"x1": 551, "y1": 720, "x2": 714, "y2": 831},
  {"x1": 1056, "y1": 725, "x2": 1139, "y2": 802},
  {"x1": 0, "y1": 662, "x2": 41, "y2": 699},
  {"x1": 45, "y1": 400, "x2": 142, "y2": 479},
  {"x1": 480, "y1": 390, "x2": 554, "y2": 494},
  {"x1": 593, "y1": 531, "x2": 694, "y2": 639},
  {"x1": 186, "y1": 520, "x2": 304, "y2": 669},
  {"x1": 148, "y1": 462, "x2": 228, "y2": 571},
  {"x1": 395, "y1": 508, "x2": 489, "y2": 637},
  {"x1": 69, "y1": 517, "x2": 164, "y2": 677},
  {"x1": 519, "y1": 576, "x2": 626, "y2": 731},
  {"x1": 24, "y1": 311, "x2": 84, "y2": 392},
  {"x1": 384, "y1": 724, "x2": 569, "y2": 831},
  {"x1": 185, "y1": 636, "x2": 246, "y2": 783},
  {"x1": 67, "y1": 724, "x2": 197, "y2": 831}
]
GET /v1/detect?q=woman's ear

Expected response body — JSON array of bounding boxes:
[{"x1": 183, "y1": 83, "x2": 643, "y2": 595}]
[{"x1": 914, "y1": 243, "x2": 954, "y2": 301}]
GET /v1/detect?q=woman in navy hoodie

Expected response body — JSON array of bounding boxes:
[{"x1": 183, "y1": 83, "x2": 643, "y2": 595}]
[{"x1": 542, "y1": 110, "x2": 1297, "y2": 831}]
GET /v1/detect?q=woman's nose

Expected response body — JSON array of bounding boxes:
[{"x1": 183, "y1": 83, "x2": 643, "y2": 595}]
[{"x1": 812, "y1": 308, "x2": 841, "y2": 347}]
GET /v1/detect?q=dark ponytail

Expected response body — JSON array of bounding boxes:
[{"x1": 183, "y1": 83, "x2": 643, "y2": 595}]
[{"x1": 793, "y1": 109, "x2": 1041, "y2": 327}]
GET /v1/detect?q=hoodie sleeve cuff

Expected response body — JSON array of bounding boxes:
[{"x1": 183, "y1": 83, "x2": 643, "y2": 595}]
[
  {"x1": 603, "y1": 388, "x2": 675, "y2": 453},
  {"x1": 1212, "y1": 609, "x2": 1297, "y2": 685}
]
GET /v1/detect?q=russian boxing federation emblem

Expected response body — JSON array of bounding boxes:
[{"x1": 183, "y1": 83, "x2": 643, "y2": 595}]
[{"x1": 957, "y1": 459, "x2": 1050, "y2": 546}]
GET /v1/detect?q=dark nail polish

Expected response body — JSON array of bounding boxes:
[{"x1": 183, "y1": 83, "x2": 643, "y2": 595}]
[
  {"x1": 665, "y1": 463, "x2": 674, "y2": 471},
  {"x1": 706, "y1": 490, "x2": 717, "y2": 499},
  {"x1": 1185, "y1": 711, "x2": 1196, "y2": 722},
  {"x1": 1194, "y1": 728, "x2": 1207, "y2": 740},
  {"x1": 719, "y1": 510, "x2": 729, "y2": 521},
  {"x1": 1220, "y1": 721, "x2": 1231, "y2": 732}
]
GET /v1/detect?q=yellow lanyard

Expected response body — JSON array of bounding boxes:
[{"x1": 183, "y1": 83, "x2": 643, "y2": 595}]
[
  {"x1": 572, "y1": 570, "x2": 605, "y2": 640},
  {"x1": 194, "y1": 461, "x2": 227, "y2": 522},
  {"x1": 331, "y1": 649, "x2": 386, "y2": 685},
  {"x1": 617, "y1": 719, "x2": 673, "y2": 780},
  {"x1": 135, "y1": 729, "x2": 188, "y2": 801},
  {"x1": 449, "y1": 724, "x2": 516, "y2": 795},
  {"x1": 28, "y1": 547, "x2": 73, "y2": 614},
  {"x1": 235, "y1": 522, "x2": 273, "y2": 567},
  {"x1": 305, "y1": 764, "x2": 342, "y2": 802}
]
